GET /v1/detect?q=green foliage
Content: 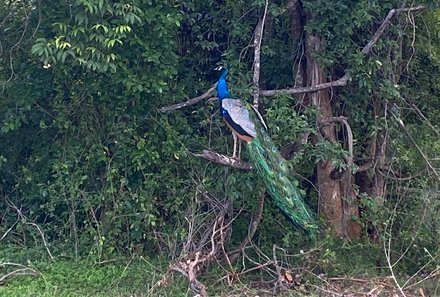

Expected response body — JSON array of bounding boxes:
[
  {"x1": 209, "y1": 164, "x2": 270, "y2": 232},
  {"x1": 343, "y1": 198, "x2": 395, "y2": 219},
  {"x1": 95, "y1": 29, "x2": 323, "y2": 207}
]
[{"x1": 1, "y1": 0, "x2": 440, "y2": 287}]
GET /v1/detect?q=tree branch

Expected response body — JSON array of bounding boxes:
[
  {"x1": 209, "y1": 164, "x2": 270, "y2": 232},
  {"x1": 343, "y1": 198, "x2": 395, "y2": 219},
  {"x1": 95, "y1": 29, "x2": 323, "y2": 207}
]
[
  {"x1": 159, "y1": 83, "x2": 217, "y2": 112},
  {"x1": 252, "y1": 0, "x2": 269, "y2": 109},
  {"x1": 191, "y1": 150, "x2": 253, "y2": 171},
  {"x1": 259, "y1": 73, "x2": 349, "y2": 97},
  {"x1": 259, "y1": 5, "x2": 425, "y2": 98},
  {"x1": 159, "y1": 6, "x2": 425, "y2": 109},
  {"x1": 361, "y1": 6, "x2": 425, "y2": 55}
]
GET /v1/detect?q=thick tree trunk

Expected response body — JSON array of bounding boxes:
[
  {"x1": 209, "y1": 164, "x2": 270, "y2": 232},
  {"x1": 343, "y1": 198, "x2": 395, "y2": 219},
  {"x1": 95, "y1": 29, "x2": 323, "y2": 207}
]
[
  {"x1": 305, "y1": 35, "x2": 344, "y2": 236},
  {"x1": 288, "y1": 2, "x2": 361, "y2": 238},
  {"x1": 306, "y1": 35, "x2": 361, "y2": 238}
]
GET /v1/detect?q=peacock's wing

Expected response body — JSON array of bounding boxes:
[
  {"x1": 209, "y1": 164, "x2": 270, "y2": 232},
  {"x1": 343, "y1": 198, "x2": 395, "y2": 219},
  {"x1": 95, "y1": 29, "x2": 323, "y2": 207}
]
[{"x1": 222, "y1": 98, "x2": 257, "y2": 137}]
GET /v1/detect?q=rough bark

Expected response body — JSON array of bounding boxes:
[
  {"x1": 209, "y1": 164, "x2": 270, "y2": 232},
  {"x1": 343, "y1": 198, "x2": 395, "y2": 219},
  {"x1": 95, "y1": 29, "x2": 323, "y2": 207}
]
[
  {"x1": 305, "y1": 34, "x2": 344, "y2": 236},
  {"x1": 305, "y1": 32, "x2": 361, "y2": 238}
]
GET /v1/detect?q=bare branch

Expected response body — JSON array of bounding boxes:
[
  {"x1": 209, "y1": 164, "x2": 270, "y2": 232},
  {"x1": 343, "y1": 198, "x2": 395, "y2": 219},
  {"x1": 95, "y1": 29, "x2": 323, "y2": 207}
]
[
  {"x1": 159, "y1": 84, "x2": 217, "y2": 112},
  {"x1": 192, "y1": 150, "x2": 253, "y2": 171},
  {"x1": 260, "y1": 5, "x2": 425, "y2": 98},
  {"x1": 252, "y1": 0, "x2": 269, "y2": 109},
  {"x1": 361, "y1": 6, "x2": 425, "y2": 55},
  {"x1": 259, "y1": 73, "x2": 349, "y2": 97}
]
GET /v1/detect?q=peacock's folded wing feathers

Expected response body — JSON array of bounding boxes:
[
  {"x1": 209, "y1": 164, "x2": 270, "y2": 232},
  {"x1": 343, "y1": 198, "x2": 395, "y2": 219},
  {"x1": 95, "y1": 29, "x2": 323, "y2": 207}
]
[
  {"x1": 222, "y1": 99, "x2": 257, "y2": 137},
  {"x1": 246, "y1": 107, "x2": 318, "y2": 237}
]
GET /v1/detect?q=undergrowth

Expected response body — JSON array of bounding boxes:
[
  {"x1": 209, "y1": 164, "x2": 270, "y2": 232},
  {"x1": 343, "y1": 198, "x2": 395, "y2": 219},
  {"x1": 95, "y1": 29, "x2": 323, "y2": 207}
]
[{"x1": 1, "y1": 238, "x2": 437, "y2": 297}]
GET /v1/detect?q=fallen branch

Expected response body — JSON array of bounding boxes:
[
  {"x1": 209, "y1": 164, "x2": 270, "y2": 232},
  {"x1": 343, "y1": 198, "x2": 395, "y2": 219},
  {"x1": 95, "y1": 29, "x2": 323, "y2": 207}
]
[{"x1": 192, "y1": 150, "x2": 253, "y2": 170}]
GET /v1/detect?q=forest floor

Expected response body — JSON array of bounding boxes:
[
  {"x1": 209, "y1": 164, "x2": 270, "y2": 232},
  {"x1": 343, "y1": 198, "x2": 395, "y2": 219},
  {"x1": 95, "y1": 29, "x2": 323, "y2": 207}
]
[{"x1": 0, "y1": 245, "x2": 438, "y2": 297}]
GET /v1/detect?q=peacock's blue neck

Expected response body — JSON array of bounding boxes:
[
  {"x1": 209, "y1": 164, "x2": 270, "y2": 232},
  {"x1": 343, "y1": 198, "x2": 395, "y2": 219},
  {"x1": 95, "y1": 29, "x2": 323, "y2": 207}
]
[
  {"x1": 216, "y1": 68, "x2": 230, "y2": 100},
  {"x1": 217, "y1": 78, "x2": 230, "y2": 100}
]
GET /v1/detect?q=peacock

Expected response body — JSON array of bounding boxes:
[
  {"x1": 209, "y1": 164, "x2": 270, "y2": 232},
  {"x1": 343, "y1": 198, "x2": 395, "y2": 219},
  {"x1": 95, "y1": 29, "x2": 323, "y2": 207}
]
[{"x1": 214, "y1": 66, "x2": 318, "y2": 236}]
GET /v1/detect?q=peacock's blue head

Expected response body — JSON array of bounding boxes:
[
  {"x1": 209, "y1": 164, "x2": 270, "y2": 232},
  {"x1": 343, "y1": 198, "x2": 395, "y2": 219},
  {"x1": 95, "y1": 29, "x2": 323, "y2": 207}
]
[
  {"x1": 214, "y1": 65, "x2": 229, "y2": 79},
  {"x1": 215, "y1": 65, "x2": 230, "y2": 100}
]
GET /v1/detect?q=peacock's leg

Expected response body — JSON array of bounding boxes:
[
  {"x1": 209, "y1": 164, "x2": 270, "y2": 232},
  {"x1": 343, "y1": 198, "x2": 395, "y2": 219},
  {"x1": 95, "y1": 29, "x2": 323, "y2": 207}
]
[
  {"x1": 238, "y1": 139, "x2": 242, "y2": 159},
  {"x1": 232, "y1": 132, "x2": 238, "y2": 158}
]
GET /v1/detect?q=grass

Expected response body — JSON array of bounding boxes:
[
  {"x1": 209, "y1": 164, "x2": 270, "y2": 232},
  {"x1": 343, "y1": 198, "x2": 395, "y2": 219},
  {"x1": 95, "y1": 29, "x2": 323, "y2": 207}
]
[
  {"x1": 1, "y1": 243, "x2": 438, "y2": 297},
  {"x1": 0, "y1": 245, "x2": 189, "y2": 297}
]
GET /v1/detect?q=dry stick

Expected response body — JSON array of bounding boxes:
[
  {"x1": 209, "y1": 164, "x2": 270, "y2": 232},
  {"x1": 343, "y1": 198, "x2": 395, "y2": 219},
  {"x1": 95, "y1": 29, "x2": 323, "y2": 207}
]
[
  {"x1": 0, "y1": 268, "x2": 40, "y2": 284},
  {"x1": 0, "y1": 262, "x2": 40, "y2": 285},
  {"x1": 272, "y1": 244, "x2": 288, "y2": 292},
  {"x1": 27, "y1": 222, "x2": 54, "y2": 260},
  {"x1": 252, "y1": 0, "x2": 269, "y2": 109},
  {"x1": 404, "y1": 267, "x2": 440, "y2": 290},
  {"x1": 259, "y1": 73, "x2": 350, "y2": 97},
  {"x1": 361, "y1": 6, "x2": 425, "y2": 55},
  {"x1": 403, "y1": 256, "x2": 440, "y2": 289},
  {"x1": 0, "y1": 217, "x2": 19, "y2": 241}
]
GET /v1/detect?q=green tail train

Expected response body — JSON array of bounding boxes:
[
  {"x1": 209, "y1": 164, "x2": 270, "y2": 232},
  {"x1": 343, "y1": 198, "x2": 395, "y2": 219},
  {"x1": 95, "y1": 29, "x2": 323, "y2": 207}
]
[{"x1": 246, "y1": 114, "x2": 318, "y2": 237}]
